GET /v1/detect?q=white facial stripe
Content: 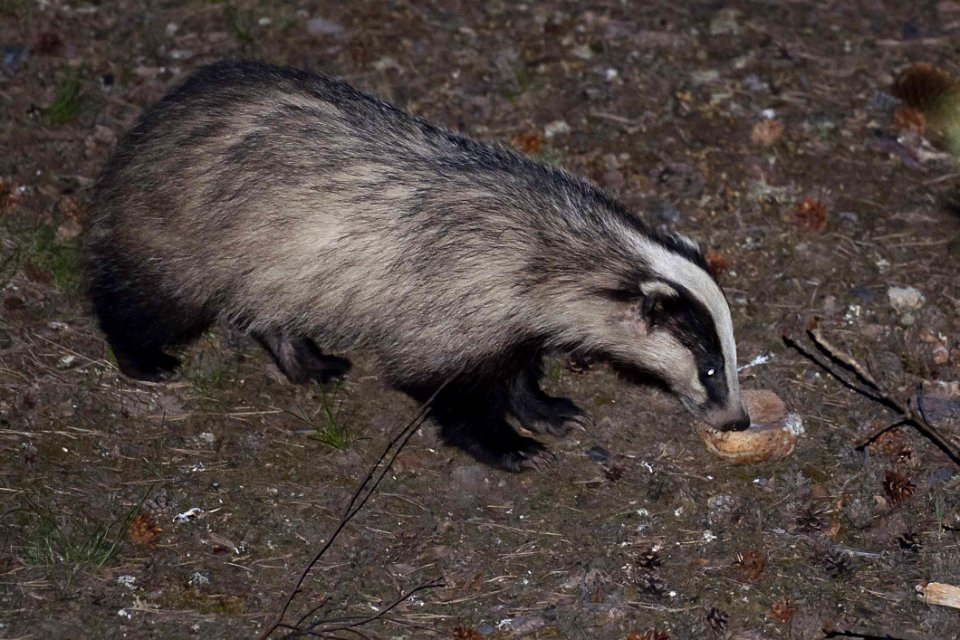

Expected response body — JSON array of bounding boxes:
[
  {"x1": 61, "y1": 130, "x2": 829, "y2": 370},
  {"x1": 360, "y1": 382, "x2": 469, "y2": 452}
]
[
  {"x1": 623, "y1": 231, "x2": 740, "y2": 406},
  {"x1": 639, "y1": 280, "x2": 678, "y2": 298}
]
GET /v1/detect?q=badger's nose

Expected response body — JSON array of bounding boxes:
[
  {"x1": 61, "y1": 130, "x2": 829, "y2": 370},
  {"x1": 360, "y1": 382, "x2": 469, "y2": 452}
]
[{"x1": 719, "y1": 412, "x2": 751, "y2": 432}]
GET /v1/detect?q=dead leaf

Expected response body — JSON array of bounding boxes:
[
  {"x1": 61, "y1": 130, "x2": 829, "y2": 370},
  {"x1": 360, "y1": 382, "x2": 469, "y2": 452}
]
[
  {"x1": 793, "y1": 197, "x2": 827, "y2": 232},
  {"x1": 751, "y1": 119, "x2": 784, "y2": 147}
]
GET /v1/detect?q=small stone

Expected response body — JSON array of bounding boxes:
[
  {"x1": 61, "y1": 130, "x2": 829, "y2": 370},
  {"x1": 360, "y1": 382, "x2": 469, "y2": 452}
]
[
  {"x1": 307, "y1": 17, "x2": 345, "y2": 37},
  {"x1": 838, "y1": 211, "x2": 859, "y2": 226},
  {"x1": 544, "y1": 120, "x2": 571, "y2": 138},
  {"x1": 93, "y1": 124, "x2": 116, "y2": 145},
  {"x1": 933, "y1": 344, "x2": 949, "y2": 365},
  {"x1": 585, "y1": 445, "x2": 610, "y2": 462},
  {"x1": 188, "y1": 571, "x2": 210, "y2": 586},
  {"x1": 690, "y1": 69, "x2": 720, "y2": 85},
  {"x1": 371, "y1": 56, "x2": 400, "y2": 72},
  {"x1": 709, "y1": 9, "x2": 741, "y2": 36},
  {"x1": 657, "y1": 203, "x2": 682, "y2": 224},
  {"x1": 570, "y1": 43, "x2": 593, "y2": 60},
  {"x1": 707, "y1": 494, "x2": 738, "y2": 513},
  {"x1": 57, "y1": 219, "x2": 82, "y2": 240},
  {"x1": 2, "y1": 45, "x2": 26, "y2": 73},
  {"x1": 888, "y1": 286, "x2": 924, "y2": 313}
]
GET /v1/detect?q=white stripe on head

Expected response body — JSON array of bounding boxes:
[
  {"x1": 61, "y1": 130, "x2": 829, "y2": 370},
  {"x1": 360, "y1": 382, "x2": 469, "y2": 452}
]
[
  {"x1": 639, "y1": 280, "x2": 679, "y2": 299},
  {"x1": 622, "y1": 229, "x2": 740, "y2": 406}
]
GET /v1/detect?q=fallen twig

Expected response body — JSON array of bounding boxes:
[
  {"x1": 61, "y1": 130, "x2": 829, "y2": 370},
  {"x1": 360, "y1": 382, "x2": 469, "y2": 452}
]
[
  {"x1": 853, "y1": 419, "x2": 909, "y2": 451},
  {"x1": 823, "y1": 627, "x2": 924, "y2": 640},
  {"x1": 783, "y1": 320, "x2": 960, "y2": 468},
  {"x1": 259, "y1": 373, "x2": 458, "y2": 640}
]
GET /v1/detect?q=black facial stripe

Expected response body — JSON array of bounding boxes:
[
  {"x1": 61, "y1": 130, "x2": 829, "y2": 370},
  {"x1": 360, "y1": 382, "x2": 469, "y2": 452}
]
[{"x1": 657, "y1": 284, "x2": 728, "y2": 406}]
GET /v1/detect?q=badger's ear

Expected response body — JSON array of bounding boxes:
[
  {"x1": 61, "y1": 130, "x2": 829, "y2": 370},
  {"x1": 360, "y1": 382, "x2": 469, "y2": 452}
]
[{"x1": 618, "y1": 280, "x2": 679, "y2": 333}]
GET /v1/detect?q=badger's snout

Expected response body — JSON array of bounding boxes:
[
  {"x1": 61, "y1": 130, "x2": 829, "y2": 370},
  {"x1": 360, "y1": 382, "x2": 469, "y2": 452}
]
[
  {"x1": 705, "y1": 404, "x2": 751, "y2": 432},
  {"x1": 718, "y1": 411, "x2": 751, "y2": 432}
]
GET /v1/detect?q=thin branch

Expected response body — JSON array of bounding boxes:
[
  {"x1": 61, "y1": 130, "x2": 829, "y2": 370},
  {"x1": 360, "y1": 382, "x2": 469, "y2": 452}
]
[
  {"x1": 807, "y1": 321, "x2": 883, "y2": 393},
  {"x1": 783, "y1": 329, "x2": 960, "y2": 468},
  {"x1": 259, "y1": 371, "x2": 459, "y2": 640},
  {"x1": 853, "y1": 419, "x2": 910, "y2": 451},
  {"x1": 306, "y1": 580, "x2": 445, "y2": 635},
  {"x1": 823, "y1": 626, "x2": 924, "y2": 640},
  {"x1": 781, "y1": 333, "x2": 888, "y2": 405}
]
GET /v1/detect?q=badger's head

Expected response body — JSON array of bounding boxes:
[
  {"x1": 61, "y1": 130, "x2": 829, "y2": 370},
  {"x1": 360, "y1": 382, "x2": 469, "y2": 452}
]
[{"x1": 587, "y1": 232, "x2": 750, "y2": 432}]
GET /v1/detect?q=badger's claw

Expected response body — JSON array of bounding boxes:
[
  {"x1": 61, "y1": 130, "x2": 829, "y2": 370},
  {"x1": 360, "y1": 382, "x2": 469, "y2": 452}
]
[{"x1": 499, "y1": 438, "x2": 556, "y2": 473}]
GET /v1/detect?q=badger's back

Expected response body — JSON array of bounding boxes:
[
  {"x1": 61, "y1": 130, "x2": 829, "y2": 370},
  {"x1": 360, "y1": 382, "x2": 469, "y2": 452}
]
[{"x1": 86, "y1": 60, "x2": 677, "y2": 380}]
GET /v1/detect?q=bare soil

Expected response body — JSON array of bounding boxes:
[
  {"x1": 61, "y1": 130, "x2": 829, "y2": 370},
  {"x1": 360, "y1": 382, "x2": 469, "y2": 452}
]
[{"x1": 2, "y1": 1, "x2": 960, "y2": 639}]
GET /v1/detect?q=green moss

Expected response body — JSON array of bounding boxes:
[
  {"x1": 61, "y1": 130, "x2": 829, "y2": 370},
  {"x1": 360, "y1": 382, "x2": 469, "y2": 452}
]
[
  {"x1": 224, "y1": 4, "x2": 254, "y2": 45},
  {"x1": 27, "y1": 224, "x2": 82, "y2": 294},
  {"x1": 46, "y1": 71, "x2": 84, "y2": 126}
]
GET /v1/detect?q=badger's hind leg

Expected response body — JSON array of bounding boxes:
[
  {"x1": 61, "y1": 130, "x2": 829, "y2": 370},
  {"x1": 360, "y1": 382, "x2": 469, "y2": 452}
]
[
  {"x1": 413, "y1": 382, "x2": 555, "y2": 472},
  {"x1": 252, "y1": 329, "x2": 351, "y2": 385},
  {"x1": 90, "y1": 264, "x2": 210, "y2": 382},
  {"x1": 113, "y1": 347, "x2": 182, "y2": 382},
  {"x1": 508, "y1": 360, "x2": 590, "y2": 437}
]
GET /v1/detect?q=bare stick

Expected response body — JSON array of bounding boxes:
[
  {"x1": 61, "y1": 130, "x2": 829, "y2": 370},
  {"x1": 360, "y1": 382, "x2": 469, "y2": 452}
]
[
  {"x1": 259, "y1": 372, "x2": 459, "y2": 640},
  {"x1": 807, "y1": 320, "x2": 883, "y2": 393},
  {"x1": 823, "y1": 625, "x2": 926, "y2": 640},
  {"x1": 781, "y1": 333, "x2": 887, "y2": 405},
  {"x1": 783, "y1": 329, "x2": 960, "y2": 468}
]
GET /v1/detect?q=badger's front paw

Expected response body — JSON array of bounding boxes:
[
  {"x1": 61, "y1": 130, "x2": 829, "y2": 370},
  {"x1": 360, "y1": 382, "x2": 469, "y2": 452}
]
[
  {"x1": 439, "y1": 419, "x2": 557, "y2": 473},
  {"x1": 514, "y1": 396, "x2": 592, "y2": 438}
]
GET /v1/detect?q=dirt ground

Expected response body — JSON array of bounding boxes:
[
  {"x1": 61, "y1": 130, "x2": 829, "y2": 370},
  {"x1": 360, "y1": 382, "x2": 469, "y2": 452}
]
[{"x1": 2, "y1": 1, "x2": 960, "y2": 638}]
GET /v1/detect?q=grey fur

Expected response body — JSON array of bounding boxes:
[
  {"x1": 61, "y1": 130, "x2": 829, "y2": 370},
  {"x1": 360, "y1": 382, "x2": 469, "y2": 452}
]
[{"x1": 84, "y1": 60, "x2": 748, "y2": 470}]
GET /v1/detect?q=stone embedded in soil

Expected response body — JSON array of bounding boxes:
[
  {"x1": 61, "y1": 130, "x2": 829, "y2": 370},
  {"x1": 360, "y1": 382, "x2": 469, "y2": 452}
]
[
  {"x1": 307, "y1": 17, "x2": 346, "y2": 37},
  {"x1": 887, "y1": 286, "x2": 924, "y2": 313},
  {"x1": 544, "y1": 119, "x2": 571, "y2": 138}
]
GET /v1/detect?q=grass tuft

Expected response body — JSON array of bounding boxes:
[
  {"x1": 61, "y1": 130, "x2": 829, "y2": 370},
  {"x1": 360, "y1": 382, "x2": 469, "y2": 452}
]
[
  {"x1": 288, "y1": 382, "x2": 352, "y2": 450},
  {"x1": 17, "y1": 493, "x2": 147, "y2": 579}
]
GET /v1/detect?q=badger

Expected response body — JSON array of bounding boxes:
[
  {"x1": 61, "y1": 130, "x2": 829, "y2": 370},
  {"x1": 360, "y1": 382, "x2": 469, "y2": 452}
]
[{"x1": 84, "y1": 60, "x2": 750, "y2": 471}]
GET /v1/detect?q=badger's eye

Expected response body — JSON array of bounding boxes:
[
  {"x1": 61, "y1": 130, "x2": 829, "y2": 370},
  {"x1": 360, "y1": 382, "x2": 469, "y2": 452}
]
[{"x1": 706, "y1": 368, "x2": 716, "y2": 377}]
